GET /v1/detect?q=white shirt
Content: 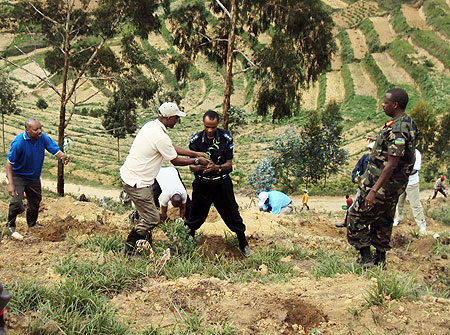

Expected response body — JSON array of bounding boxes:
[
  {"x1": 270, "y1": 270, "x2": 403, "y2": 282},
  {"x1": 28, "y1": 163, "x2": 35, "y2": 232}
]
[
  {"x1": 120, "y1": 119, "x2": 177, "y2": 188},
  {"x1": 156, "y1": 167, "x2": 187, "y2": 206},
  {"x1": 408, "y1": 149, "x2": 421, "y2": 186}
]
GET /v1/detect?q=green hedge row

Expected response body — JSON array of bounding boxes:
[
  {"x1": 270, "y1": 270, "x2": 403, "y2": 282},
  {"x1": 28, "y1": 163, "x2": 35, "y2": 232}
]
[
  {"x1": 410, "y1": 30, "x2": 450, "y2": 69},
  {"x1": 388, "y1": 39, "x2": 450, "y2": 110},
  {"x1": 423, "y1": 0, "x2": 450, "y2": 40},
  {"x1": 359, "y1": 18, "x2": 382, "y2": 53},
  {"x1": 337, "y1": 30, "x2": 355, "y2": 64}
]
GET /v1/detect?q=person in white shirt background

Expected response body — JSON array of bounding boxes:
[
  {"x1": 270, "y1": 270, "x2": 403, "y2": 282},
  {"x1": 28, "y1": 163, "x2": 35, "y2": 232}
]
[{"x1": 393, "y1": 149, "x2": 427, "y2": 233}]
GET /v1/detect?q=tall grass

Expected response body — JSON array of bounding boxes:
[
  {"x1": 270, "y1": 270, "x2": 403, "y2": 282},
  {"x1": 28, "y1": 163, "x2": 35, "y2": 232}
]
[{"x1": 363, "y1": 268, "x2": 420, "y2": 307}]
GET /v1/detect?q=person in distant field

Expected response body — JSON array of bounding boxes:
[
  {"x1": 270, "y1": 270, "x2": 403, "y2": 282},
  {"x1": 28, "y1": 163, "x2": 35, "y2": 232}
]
[
  {"x1": 336, "y1": 143, "x2": 373, "y2": 228},
  {"x1": 432, "y1": 176, "x2": 447, "y2": 199},
  {"x1": 120, "y1": 102, "x2": 209, "y2": 256},
  {"x1": 258, "y1": 190, "x2": 293, "y2": 215},
  {"x1": 76, "y1": 194, "x2": 90, "y2": 202},
  {"x1": 152, "y1": 166, "x2": 190, "y2": 221},
  {"x1": 0, "y1": 282, "x2": 12, "y2": 335},
  {"x1": 5, "y1": 118, "x2": 70, "y2": 234},
  {"x1": 185, "y1": 110, "x2": 253, "y2": 257},
  {"x1": 346, "y1": 88, "x2": 417, "y2": 268},
  {"x1": 393, "y1": 149, "x2": 427, "y2": 233},
  {"x1": 346, "y1": 194, "x2": 353, "y2": 209},
  {"x1": 301, "y1": 189, "x2": 309, "y2": 211}
]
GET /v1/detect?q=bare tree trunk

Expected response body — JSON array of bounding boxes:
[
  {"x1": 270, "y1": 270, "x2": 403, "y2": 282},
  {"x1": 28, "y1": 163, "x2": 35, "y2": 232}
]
[
  {"x1": 222, "y1": 0, "x2": 236, "y2": 131},
  {"x1": 117, "y1": 137, "x2": 120, "y2": 163},
  {"x1": 57, "y1": 4, "x2": 72, "y2": 196},
  {"x1": 2, "y1": 114, "x2": 5, "y2": 153}
]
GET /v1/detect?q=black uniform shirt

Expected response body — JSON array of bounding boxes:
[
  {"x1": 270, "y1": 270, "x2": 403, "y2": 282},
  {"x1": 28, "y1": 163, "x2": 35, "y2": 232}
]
[{"x1": 189, "y1": 128, "x2": 234, "y2": 177}]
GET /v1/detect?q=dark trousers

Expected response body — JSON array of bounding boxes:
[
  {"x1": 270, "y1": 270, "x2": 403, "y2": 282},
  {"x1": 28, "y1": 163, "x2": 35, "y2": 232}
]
[
  {"x1": 185, "y1": 176, "x2": 246, "y2": 235},
  {"x1": 432, "y1": 188, "x2": 447, "y2": 199},
  {"x1": 8, "y1": 175, "x2": 42, "y2": 228}
]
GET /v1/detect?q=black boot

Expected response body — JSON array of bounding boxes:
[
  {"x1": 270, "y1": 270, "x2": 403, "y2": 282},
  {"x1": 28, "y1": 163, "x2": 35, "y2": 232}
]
[
  {"x1": 124, "y1": 229, "x2": 143, "y2": 256},
  {"x1": 237, "y1": 232, "x2": 253, "y2": 257},
  {"x1": 374, "y1": 250, "x2": 386, "y2": 267},
  {"x1": 356, "y1": 246, "x2": 374, "y2": 268},
  {"x1": 0, "y1": 313, "x2": 6, "y2": 335},
  {"x1": 26, "y1": 210, "x2": 39, "y2": 228}
]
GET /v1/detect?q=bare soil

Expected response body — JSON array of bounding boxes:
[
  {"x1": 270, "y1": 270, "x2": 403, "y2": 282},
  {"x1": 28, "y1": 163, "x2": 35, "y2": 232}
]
[
  {"x1": 371, "y1": 52, "x2": 416, "y2": 86},
  {"x1": 346, "y1": 29, "x2": 368, "y2": 60},
  {"x1": 1, "y1": 190, "x2": 449, "y2": 335},
  {"x1": 402, "y1": 4, "x2": 429, "y2": 30},
  {"x1": 369, "y1": 17, "x2": 396, "y2": 45},
  {"x1": 301, "y1": 82, "x2": 319, "y2": 111},
  {"x1": 325, "y1": 71, "x2": 345, "y2": 104},
  {"x1": 320, "y1": 0, "x2": 348, "y2": 9},
  {"x1": 348, "y1": 63, "x2": 378, "y2": 98}
]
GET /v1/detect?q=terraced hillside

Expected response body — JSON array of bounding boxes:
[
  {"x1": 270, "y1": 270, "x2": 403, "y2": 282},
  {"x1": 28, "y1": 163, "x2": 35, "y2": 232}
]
[{"x1": 0, "y1": 0, "x2": 449, "y2": 192}]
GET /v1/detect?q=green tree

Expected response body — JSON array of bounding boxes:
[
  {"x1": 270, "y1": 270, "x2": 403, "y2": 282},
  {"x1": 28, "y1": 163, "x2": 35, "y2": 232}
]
[
  {"x1": 0, "y1": 70, "x2": 20, "y2": 152},
  {"x1": 167, "y1": 0, "x2": 335, "y2": 127},
  {"x1": 409, "y1": 100, "x2": 438, "y2": 154},
  {"x1": 299, "y1": 110, "x2": 326, "y2": 189},
  {"x1": 5, "y1": 0, "x2": 161, "y2": 195},
  {"x1": 36, "y1": 98, "x2": 48, "y2": 110},
  {"x1": 321, "y1": 101, "x2": 348, "y2": 186},
  {"x1": 270, "y1": 126, "x2": 303, "y2": 192},
  {"x1": 434, "y1": 110, "x2": 450, "y2": 175},
  {"x1": 102, "y1": 71, "x2": 158, "y2": 162}
]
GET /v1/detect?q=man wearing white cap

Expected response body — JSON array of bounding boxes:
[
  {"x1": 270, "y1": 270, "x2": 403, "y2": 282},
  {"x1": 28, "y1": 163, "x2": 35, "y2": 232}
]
[
  {"x1": 120, "y1": 102, "x2": 210, "y2": 256},
  {"x1": 258, "y1": 190, "x2": 293, "y2": 215}
]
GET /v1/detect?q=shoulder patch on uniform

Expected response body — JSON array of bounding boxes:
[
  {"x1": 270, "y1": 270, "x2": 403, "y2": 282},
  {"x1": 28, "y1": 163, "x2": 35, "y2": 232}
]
[
  {"x1": 394, "y1": 138, "x2": 405, "y2": 145},
  {"x1": 229, "y1": 143, "x2": 234, "y2": 150},
  {"x1": 223, "y1": 132, "x2": 233, "y2": 141},
  {"x1": 385, "y1": 120, "x2": 394, "y2": 127},
  {"x1": 190, "y1": 133, "x2": 199, "y2": 143}
]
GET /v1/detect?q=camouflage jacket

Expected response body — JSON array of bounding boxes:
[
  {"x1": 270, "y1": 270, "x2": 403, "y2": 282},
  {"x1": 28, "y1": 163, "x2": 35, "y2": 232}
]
[{"x1": 360, "y1": 112, "x2": 417, "y2": 199}]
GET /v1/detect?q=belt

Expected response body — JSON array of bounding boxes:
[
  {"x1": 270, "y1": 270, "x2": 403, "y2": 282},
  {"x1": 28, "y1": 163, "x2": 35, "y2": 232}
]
[{"x1": 196, "y1": 174, "x2": 229, "y2": 182}]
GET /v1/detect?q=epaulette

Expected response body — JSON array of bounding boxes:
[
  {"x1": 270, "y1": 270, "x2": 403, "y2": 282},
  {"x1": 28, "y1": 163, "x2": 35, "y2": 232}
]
[
  {"x1": 190, "y1": 133, "x2": 199, "y2": 143},
  {"x1": 223, "y1": 132, "x2": 233, "y2": 142}
]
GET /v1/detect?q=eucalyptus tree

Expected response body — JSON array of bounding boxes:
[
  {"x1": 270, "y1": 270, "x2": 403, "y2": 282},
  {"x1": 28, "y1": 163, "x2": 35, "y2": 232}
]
[
  {"x1": 102, "y1": 71, "x2": 159, "y2": 162},
  {"x1": 0, "y1": 71, "x2": 20, "y2": 152},
  {"x1": 321, "y1": 102, "x2": 348, "y2": 186},
  {"x1": 167, "y1": 0, "x2": 335, "y2": 128},
  {"x1": 5, "y1": 0, "x2": 161, "y2": 195}
]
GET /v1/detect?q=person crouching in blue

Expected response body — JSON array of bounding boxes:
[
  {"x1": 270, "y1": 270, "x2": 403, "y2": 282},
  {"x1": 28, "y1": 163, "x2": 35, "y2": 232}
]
[{"x1": 258, "y1": 191, "x2": 293, "y2": 215}]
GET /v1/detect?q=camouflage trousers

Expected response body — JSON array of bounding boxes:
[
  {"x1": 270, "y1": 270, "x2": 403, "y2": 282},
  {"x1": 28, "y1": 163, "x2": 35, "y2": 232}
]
[{"x1": 346, "y1": 191, "x2": 399, "y2": 252}]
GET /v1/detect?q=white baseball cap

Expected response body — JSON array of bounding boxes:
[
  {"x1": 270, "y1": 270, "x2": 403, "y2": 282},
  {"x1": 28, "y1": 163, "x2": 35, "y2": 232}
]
[
  {"x1": 258, "y1": 191, "x2": 269, "y2": 208},
  {"x1": 158, "y1": 102, "x2": 186, "y2": 117}
]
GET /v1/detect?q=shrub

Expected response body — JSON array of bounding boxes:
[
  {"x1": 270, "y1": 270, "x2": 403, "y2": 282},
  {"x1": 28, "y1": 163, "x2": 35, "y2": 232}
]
[
  {"x1": 247, "y1": 156, "x2": 277, "y2": 194},
  {"x1": 36, "y1": 98, "x2": 48, "y2": 110}
]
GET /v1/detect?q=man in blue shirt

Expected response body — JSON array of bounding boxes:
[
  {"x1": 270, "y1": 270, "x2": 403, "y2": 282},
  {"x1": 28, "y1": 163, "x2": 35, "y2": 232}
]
[
  {"x1": 258, "y1": 191, "x2": 293, "y2": 215},
  {"x1": 6, "y1": 118, "x2": 70, "y2": 233}
]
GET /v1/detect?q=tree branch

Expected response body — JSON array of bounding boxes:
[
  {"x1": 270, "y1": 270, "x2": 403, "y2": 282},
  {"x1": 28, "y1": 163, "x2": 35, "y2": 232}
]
[
  {"x1": 215, "y1": 0, "x2": 231, "y2": 18},
  {"x1": 27, "y1": 1, "x2": 62, "y2": 27},
  {"x1": 0, "y1": 54, "x2": 61, "y2": 98}
]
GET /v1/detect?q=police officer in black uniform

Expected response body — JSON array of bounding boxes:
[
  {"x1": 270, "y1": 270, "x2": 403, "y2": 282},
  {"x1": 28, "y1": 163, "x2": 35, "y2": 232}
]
[{"x1": 185, "y1": 110, "x2": 253, "y2": 257}]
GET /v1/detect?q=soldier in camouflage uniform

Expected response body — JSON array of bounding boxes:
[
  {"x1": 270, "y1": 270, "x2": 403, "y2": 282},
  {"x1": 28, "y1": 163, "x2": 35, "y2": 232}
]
[{"x1": 347, "y1": 88, "x2": 417, "y2": 267}]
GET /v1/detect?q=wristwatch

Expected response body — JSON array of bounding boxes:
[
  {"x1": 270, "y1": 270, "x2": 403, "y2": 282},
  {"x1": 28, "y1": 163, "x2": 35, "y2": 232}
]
[{"x1": 194, "y1": 157, "x2": 199, "y2": 165}]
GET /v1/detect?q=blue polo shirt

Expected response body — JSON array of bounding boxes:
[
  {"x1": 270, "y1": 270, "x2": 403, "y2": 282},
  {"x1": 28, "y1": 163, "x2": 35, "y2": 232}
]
[
  {"x1": 262, "y1": 191, "x2": 292, "y2": 215},
  {"x1": 8, "y1": 131, "x2": 61, "y2": 181}
]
